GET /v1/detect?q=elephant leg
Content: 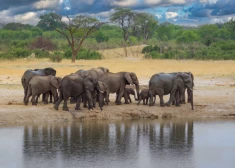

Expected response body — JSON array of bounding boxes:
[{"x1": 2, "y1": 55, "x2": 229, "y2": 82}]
[
  {"x1": 116, "y1": 87, "x2": 124, "y2": 105},
  {"x1": 123, "y1": 91, "x2": 129, "y2": 104},
  {"x1": 49, "y1": 92, "x2": 53, "y2": 103},
  {"x1": 149, "y1": 90, "x2": 154, "y2": 106},
  {"x1": 31, "y1": 94, "x2": 37, "y2": 105},
  {"x1": 153, "y1": 95, "x2": 156, "y2": 105},
  {"x1": 187, "y1": 88, "x2": 192, "y2": 103},
  {"x1": 159, "y1": 94, "x2": 165, "y2": 107},
  {"x1": 75, "y1": 94, "x2": 82, "y2": 110},
  {"x1": 43, "y1": 93, "x2": 49, "y2": 104},
  {"x1": 146, "y1": 98, "x2": 149, "y2": 105},
  {"x1": 128, "y1": 95, "x2": 132, "y2": 103},
  {"x1": 62, "y1": 96, "x2": 69, "y2": 111},
  {"x1": 25, "y1": 92, "x2": 31, "y2": 106},
  {"x1": 166, "y1": 86, "x2": 177, "y2": 106},
  {"x1": 137, "y1": 96, "x2": 142, "y2": 105},
  {"x1": 92, "y1": 95, "x2": 97, "y2": 108},
  {"x1": 53, "y1": 92, "x2": 63, "y2": 110},
  {"x1": 175, "y1": 90, "x2": 181, "y2": 107}
]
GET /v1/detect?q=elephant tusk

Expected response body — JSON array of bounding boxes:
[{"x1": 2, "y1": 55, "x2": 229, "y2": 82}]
[{"x1": 98, "y1": 90, "x2": 104, "y2": 93}]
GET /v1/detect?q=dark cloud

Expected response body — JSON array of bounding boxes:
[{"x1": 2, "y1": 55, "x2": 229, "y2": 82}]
[{"x1": 0, "y1": 0, "x2": 38, "y2": 11}]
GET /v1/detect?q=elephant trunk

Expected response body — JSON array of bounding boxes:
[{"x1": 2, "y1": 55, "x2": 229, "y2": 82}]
[
  {"x1": 135, "y1": 84, "x2": 140, "y2": 100},
  {"x1": 191, "y1": 89, "x2": 194, "y2": 110}
]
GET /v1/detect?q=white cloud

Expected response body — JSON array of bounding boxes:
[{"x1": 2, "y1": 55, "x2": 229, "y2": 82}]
[
  {"x1": 33, "y1": 0, "x2": 60, "y2": 9},
  {"x1": 155, "y1": 13, "x2": 162, "y2": 19},
  {"x1": 111, "y1": 0, "x2": 139, "y2": 7},
  {"x1": 165, "y1": 12, "x2": 178, "y2": 19}
]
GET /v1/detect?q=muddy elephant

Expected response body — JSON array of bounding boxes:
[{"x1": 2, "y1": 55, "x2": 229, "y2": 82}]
[
  {"x1": 137, "y1": 89, "x2": 150, "y2": 105},
  {"x1": 25, "y1": 75, "x2": 61, "y2": 105},
  {"x1": 21, "y1": 67, "x2": 56, "y2": 104},
  {"x1": 149, "y1": 72, "x2": 194, "y2": 110},
  {"x1": 99, "y1": 72, "x2": 140, "y2": 105}
]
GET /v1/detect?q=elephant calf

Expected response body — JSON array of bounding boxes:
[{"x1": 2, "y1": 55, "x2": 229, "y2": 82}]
[
  {"x1": 137, "y1": 89, "x2": 150, "y2": 105},
  {"x1": 25, "y1": 75, "x2": 61, "y2": 105}
]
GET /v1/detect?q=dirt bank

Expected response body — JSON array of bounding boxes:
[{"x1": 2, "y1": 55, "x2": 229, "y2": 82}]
[{"x1": 0, "y1": 56, "x2": 235, "y2": 125}]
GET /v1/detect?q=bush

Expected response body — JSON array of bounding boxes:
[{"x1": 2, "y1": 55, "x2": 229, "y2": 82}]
[
  {"x1": 9, "y1": 47, "x2": 30, "y2": 58},
  {"x1": 50, "y1": 51, "x2": 63, "y2": 62},
  {"x1": 142, "y1": 45, "x2": 160, "y2": 54},
  {"x1": 33, "y1": 49, "x2": 50, "y2": 58},
  {"x1": 64, "y1": 48, "x2": 103, "y2": 60}
]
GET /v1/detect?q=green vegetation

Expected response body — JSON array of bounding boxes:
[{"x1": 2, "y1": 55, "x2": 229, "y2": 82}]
[{"x1": 1, "y1": 9, "x2": 235, "y2": 61}]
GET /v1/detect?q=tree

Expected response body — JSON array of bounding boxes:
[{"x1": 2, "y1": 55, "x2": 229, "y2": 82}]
[
  {"x1": 37, "y1": 13, "x2": 66, "y2": 31},
  {"x1": 55, "y1": 15, "x2": 104, "y2": 62},
  {"x1": 198, "y1": 24, "x2": 218, "y2": 46},
  {"x1": 133, "y1": 12, "x2": 158, "y2": 43},
  {"x1": 110, "y1": 8, "x2": 135, "y2": 56},
  {"x1": 95, "y1": 31, "x2": 109, "y2": 43},
  {"x1": 3, "y1": 22, "x2": 32, "y2": 30}
]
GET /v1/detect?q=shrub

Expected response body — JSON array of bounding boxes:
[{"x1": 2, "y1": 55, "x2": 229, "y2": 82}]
[
  {"x1": 64, "y1": 48, "x2": 103, "y2": 60},
  {"x1": 33, "y1": 49, "x2": 50, "y2": 58},
  {"x1": 9, "y1": 47, "x2": 30, "y2": 58},
  {"x1": 29, "y1": 37, "x2": 56, "y2": 50},
  {"x1": 50, "y1": 51, "x2": 63, "y2": 62},
  {"x1": 142, "y1": 45, "x2": 160, "y2": 54}
]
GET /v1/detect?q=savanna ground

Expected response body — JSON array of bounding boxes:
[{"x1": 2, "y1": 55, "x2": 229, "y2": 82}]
[{"x1": 0, "y1": 45, "x2": 235, "y2": 125}]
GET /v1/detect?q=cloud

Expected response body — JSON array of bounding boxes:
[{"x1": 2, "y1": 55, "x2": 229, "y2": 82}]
[{"x1": 165, "y1": 12, "x2": 178, "y2": 19}]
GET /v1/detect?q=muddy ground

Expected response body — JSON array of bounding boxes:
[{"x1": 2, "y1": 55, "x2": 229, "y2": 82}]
[{"x1": 0, "y1": 50, "x2": 235, "y2": 125}]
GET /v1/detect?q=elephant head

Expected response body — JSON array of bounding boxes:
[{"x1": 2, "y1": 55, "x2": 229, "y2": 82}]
[
  {"x1": 124, "y1": 72, "x2": 140, "y2": 100},
  {"x1": 44, "y1": 67, "x2": 56, "y2": 76},
  {"x1": 50, "y1": 76, "x2": 61, "y2": 89},
  {"x1": 97, "y1": 67, "x2": 109, "y2": 73},
  {"x1": 176, "y1": 72, "x2": 194, "y2": 110}
]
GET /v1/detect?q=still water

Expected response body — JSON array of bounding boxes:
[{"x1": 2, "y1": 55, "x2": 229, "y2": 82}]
[{"x1": 0, "y1": 119, "x2": 235, "y2": 168}]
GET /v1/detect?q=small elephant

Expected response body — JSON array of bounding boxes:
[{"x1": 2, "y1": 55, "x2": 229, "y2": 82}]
[
  {"x1": 25, "y1": 75, "x2": 61, "y2": 105},
  {"x1": 137, "y1": 89, "x2": 151, "y2": 105},
  {"x1": 116, "y1": 87, "x2": 137, "y2": 103}
]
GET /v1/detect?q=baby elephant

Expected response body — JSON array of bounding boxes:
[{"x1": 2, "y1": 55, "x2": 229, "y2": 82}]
[
  {"x1": 25, "y1": 75, "x2": 61, "y2": 105},
  {"x1": 137, "y1": 89, "x2": 150, "y2": 105}
]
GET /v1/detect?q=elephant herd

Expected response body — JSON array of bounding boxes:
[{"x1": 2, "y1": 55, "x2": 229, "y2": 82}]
[{"x1": 21, "y1": 67, "x2": 194, "y2": 111}]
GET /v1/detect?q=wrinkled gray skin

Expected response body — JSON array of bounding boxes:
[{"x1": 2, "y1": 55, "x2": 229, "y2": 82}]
[
  {"x1": 83, "y1": 77, "x2": 108, "y2": 110},
  {"x1": 21, "y1": 67, "x2": 56, "y2": 104},
  {"x1": 137, "y1": 89, "x2": 151, "y2": 105},
  {"x1": 117, "y1": 87, "x2": 137, "y2": 103},
  {"x1": 99, "y1": 72, "x2": 140, "y2": 105},
  {"x1": 54, "y1": 74, "x2": 84, "y2": 111},
  {"x1": 149, "y1": 72, "x2": 194, "y2": 110},
  {"x1": 25, "y1": 75, "x2": 61, "y2": 105}
]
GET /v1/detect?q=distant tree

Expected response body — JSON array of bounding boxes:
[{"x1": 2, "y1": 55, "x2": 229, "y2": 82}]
[
  {"x1": 37, "y1": 13, "x2": 66, "y2": 31},
  {"x1": 95, "y1": 31, "x2": 109, "y2": 43},
  {"x1": 133, "y1": 12, "x2": 158, "y2": 43},
  {"x1": 224, "y1": 19, "x2": 235, "y2": 39},
  {"x1": 29, "y1": 37, "x2": 55, "y2": 50},
  {"x1": 55, "y1": 15, "x2": 104, "y2": 62},
  {"x1": 110, "y1": 8, "x2": 135, "y2": 56},
  {"x1": 198, "y1": 24, "x2": 218, "y2": 46},
  {"x1": 176, "y1": 30, "x2": 200, "y2": 43},
  {"x1": 3, "y1": 22, "x2": 32, "y2": 30}
]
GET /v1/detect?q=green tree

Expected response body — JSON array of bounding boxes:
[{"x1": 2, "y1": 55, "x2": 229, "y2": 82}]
[
  {"x1": 133, "y1": 12, "x2": 158, "y2": 43},
  {"x1": 37, "y1": 13, "x2": 66, "y2": 31},
  {"x1": 198, "y1": 24, "x2": 218, "y2": 46},
  {"x1": 56, "y1": 15, "x2": 104, "y2": 62},
  {"x1": 95, "y1": 31, "x2": 109, "y2": 43},
  {"x1": 110, "y1": 8, "x2": 135, "y2": 56},
  {"x1": 176, "y1": 30, "x2": 200, "y2": 43},
  {"x1": 3, "y1": 22, "x2": 32, "y2": 30}
]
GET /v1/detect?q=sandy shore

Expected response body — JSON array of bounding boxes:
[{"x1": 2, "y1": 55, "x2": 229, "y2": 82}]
[{"x1": 1, "y1": 53, "x2": 235, "y2": 125}]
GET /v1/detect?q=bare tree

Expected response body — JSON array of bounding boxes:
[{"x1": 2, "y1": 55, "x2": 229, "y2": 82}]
[{"x1": 56, "y1": 15, "x2": 104, "y2": 63}]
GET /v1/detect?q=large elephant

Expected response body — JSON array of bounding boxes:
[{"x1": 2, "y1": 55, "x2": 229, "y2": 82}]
[
  {"x1": 21, "y1": 67, "x2": 56, "y2": 104},
  {"x1": 149, "y1": 72, "x2": 194, "y2": 110},
  {"x1": 53, "y1": 74, "x2": 107, "y2": 111},
  {"x1": 99, "y1": 72, "x2": 140, "y2": 105},
  {"x1": 75, "y1": 67, "x2": 109, "y2": 79},
  {"x1": 25, "y1": 75, "x2": 61, "y2": 105},
  {"x1": 83, "y1": 76, "x2": 108, "y2": 110}
]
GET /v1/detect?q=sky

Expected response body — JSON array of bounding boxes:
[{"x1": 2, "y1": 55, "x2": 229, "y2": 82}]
[{"x1": 1, "y1": 0, "x2": 235, "y2": 26}]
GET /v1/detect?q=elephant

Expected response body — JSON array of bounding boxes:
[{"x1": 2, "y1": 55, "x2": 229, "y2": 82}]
[
  {"x1": 99, "y1": 72, "x2": 140, "y2": 105},
  {"x1": 53, "y1": 74, "x2": 107, "y2": 111},
  {"x1": 83, "y1": 76, "x2": 108, "y2": 110},
  {"x1": 149, "y1": 72, "x2": 194, "y2": 110},
  {"x1": 25, "y1": 75, "x2": 61, "y2": 105},
  {"x1": 54, "y1": 74, "x2": 85, "y2": 111},
  {"x1": 117, "y1": 87, "x2": 137, "y2": 103},
  {"x1": 74, "y1": 67, "x2": 109, "y2": 79},
  {"x1": 21, "y1": 67, "x2": 56, "y2": 104},
  {"x1": 137, "y1": 89, "x2": 150, "y2": 105}
]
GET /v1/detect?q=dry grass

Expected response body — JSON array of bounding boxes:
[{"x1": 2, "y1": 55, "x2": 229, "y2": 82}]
[{"x1": 0, "y1": 45, "x2": 235, "y2": 85}]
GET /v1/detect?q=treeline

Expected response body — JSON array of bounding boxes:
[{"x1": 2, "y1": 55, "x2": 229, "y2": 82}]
[{"x1": 0, "y1": 9, "x2": 235, "y2": 60}]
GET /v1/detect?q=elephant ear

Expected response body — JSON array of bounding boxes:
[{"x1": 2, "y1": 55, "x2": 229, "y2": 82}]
[
  {"x1": 50, "y1": 76, "x2": 60, "y2": 89},
  {"x1": 97, "y1": 81, "x2": 107, "y2": 93},
  {"x1": 44, "y1": 67, "x2": 56, "y2": 76},
  {"x1": 124, "y1": 72, "x2": 133, "y2": 85}
]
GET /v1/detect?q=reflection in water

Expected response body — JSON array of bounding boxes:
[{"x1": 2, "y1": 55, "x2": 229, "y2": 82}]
[
  {"x1": 23, "y1": 120, "x2": 194, "y2": 168},
  {"x1": 1, "y1": 120, "x2": 235, "y2": 168}
]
